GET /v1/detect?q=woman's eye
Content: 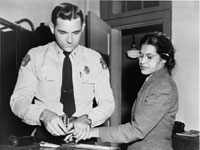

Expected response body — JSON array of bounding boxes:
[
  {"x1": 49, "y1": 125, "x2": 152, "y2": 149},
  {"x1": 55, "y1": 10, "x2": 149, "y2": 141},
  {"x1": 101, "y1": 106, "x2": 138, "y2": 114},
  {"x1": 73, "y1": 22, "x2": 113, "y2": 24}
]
[{"x1": 147, "y1": 55, "x2": 153, "y2": 59}]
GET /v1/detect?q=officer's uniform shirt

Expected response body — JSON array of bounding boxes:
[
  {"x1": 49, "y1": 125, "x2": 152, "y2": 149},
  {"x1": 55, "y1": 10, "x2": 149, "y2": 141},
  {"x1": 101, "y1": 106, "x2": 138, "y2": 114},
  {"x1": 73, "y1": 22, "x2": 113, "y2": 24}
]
[{"x1": 10, "y1": 42, "x2": 115, "y2": 127}]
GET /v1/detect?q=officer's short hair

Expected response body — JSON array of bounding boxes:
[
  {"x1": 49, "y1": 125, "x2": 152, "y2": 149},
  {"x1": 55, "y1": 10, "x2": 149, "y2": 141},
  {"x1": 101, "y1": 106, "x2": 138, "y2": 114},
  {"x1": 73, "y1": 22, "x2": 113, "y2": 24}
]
[{"x1": 51, "y1": 3, "x2": 84, "y2": 25}]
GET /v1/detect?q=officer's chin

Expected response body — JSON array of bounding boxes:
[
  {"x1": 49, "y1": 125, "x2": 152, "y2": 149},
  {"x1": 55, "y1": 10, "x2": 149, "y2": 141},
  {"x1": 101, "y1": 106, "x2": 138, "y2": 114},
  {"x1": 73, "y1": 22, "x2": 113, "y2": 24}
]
[
  {"x1": 63, "y1": 47, "x2": 76, "y2": 53},
  {"x1": 63, "y1": 49, "x2": 73, "y2": 53}
]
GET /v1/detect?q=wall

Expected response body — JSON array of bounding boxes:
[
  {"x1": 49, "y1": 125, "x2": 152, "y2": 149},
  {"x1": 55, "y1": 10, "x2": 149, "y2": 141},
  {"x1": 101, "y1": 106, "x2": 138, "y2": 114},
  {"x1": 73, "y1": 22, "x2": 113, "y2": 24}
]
[{"x1": 172, "y1": 1, "x2": 199, "y2": 131}]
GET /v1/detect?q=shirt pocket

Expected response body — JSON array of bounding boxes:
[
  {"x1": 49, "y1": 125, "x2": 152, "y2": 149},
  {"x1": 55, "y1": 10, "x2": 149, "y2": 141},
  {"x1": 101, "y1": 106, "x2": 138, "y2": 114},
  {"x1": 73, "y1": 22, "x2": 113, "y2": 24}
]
[
  {"x1": 36, "y1": 70, "x2": 59, "y2": 99},
  {"x1": 37, "y1": 71, "x2": 56, "y2": 81}
]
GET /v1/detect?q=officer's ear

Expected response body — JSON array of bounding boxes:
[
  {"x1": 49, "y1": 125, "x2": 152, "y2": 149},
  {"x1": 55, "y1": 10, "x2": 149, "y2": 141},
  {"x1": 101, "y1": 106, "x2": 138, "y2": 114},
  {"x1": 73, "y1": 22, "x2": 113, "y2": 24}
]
[
  {"x1": 81, "y1": 23, "x2": 86, "y2": 33},
  {"x1": 49, "y1": 23, "x2": 55, "y2": 34}
]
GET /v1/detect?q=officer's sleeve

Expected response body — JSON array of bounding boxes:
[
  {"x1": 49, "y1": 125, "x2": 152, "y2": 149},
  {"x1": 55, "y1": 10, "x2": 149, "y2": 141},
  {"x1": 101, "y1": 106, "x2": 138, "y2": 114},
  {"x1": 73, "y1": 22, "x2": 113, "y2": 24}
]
[
  {"x1": 87, "y1": 56, "x2": 115, "y2": 127},
  {"x1": 10, "y1": 52, "x2": 46, "y2": 125}
]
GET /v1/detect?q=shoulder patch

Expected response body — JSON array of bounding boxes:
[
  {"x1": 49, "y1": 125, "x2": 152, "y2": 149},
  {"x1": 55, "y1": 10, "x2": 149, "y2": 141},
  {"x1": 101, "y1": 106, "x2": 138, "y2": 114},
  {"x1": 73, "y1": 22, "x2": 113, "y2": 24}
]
[
  {"x1": 100, "y1": 57, "x2": 108, "y2": 70},
  {"x1": 21, "y1": 54, "x2": 31, "y2": 67}
]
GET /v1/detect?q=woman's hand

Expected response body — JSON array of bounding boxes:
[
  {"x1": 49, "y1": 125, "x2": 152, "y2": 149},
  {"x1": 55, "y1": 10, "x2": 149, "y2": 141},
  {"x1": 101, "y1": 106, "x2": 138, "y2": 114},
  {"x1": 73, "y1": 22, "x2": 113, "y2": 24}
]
[{"x1": 88, "y1": 128, "x2": 100, "y2": 139}]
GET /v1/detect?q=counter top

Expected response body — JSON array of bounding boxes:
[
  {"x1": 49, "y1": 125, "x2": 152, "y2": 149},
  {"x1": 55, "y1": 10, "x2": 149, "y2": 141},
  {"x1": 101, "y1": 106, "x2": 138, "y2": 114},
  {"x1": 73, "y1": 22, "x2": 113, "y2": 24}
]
[{"x1": 1, "y1": 142, "x2": 119, "y2": 150}]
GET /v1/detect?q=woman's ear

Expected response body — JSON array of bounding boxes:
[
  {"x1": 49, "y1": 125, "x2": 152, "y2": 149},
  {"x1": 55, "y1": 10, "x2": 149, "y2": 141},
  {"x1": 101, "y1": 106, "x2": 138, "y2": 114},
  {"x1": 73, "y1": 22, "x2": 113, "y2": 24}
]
[
  {"x1": 49, "y1": 23, "x2": 55, "y2": 34},
  {"x1": 161, "y1": 59, "x2": 167, "y2": 65}
]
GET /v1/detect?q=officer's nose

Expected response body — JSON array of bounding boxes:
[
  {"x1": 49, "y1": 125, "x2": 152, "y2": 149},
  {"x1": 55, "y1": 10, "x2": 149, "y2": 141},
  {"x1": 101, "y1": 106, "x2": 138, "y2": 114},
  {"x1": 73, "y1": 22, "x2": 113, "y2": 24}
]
[{"x1": 66, "y1": 34, "x2": 73, "y2": 44}]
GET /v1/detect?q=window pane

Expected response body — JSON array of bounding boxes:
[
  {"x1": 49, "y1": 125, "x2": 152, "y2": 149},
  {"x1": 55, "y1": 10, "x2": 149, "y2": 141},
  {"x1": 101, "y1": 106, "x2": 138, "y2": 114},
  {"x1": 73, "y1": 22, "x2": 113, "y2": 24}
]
[
  {"x1": 112, "y1": 1, "x2": 123, "y2": 14},
  {"x1": 144, "y1": 1, "x2": 159, "y2": 8},
  {"x1": 127, "y1": 1, "x2": 142, "y2": 11}
]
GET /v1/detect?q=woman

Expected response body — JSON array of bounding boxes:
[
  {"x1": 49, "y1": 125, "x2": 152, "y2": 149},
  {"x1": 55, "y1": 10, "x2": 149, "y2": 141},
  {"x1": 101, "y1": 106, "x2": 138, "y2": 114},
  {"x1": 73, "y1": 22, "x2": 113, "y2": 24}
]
[{"x1": 79, "y1": 32, "x2": 178, "y2": 150}]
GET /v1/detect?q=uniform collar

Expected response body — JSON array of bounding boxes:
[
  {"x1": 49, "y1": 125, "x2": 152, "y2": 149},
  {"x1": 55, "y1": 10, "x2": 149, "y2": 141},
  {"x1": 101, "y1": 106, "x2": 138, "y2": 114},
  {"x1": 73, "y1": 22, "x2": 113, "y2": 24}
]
[
  {"x1": 70, "y1": 45, "x2": 80, "y2": 60},
  {"x1": 51, "y1": 41, "x2": 81, "y2": 60},
  {"x1": 52, "y1": 41, "x2": 62, "y2": 54}
]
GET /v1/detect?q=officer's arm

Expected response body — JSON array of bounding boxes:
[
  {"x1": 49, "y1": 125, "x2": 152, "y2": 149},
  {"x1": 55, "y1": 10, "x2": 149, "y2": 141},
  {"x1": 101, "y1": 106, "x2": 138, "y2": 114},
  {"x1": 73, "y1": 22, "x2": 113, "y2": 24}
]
[
  {"x1": 87, "y1": 56, "x2": 115, "y2": 127},
  {"x1": 10, "y1": 52, "x2": 45, "y2": 125}
]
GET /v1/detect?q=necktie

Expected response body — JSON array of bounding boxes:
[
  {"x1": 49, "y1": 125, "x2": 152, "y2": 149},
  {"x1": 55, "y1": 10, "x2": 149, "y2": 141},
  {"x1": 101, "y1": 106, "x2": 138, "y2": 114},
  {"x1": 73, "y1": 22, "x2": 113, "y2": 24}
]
[{"x1": 60, "y1": 51, "x2": 75, "y2": 117}]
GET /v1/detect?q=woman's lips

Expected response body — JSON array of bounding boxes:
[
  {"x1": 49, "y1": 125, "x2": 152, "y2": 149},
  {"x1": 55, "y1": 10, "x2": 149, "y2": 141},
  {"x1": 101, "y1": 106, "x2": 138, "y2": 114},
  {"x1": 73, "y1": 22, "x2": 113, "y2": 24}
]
[{"x1": 140, "y1": 65, "x2": 147, "y2": 70}]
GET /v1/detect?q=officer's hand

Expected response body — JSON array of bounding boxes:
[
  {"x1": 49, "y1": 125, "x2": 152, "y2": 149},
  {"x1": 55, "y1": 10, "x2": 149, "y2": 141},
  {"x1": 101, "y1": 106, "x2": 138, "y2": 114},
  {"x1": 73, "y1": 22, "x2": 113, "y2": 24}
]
[
  {"x1": 39, "y1": 109, "x2": 67, "y2": 136},
  {"x1": 71, "y1": 115, "x2": 91, "y2": 142}
]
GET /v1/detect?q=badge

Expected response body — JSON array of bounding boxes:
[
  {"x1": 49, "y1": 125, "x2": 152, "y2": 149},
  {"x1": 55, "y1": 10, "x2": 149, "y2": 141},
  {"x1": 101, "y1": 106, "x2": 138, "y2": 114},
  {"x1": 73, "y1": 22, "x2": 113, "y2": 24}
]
[
  {"x1": 100, "y1": 57, "x2": 107, "y2": 69},
  {"x1": 21, "y1": 54, "x2": 31, "y2": 67},
  {"x1": 84, "y1": 66, "x2": 90, "y2": 74}
]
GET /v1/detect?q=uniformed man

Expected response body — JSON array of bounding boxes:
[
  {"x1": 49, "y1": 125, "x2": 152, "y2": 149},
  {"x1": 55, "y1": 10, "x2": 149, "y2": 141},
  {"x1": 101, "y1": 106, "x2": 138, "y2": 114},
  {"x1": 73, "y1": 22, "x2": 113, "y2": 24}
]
[{"x1": 10, "y1": 2, "x2": 115, "y2": 143}]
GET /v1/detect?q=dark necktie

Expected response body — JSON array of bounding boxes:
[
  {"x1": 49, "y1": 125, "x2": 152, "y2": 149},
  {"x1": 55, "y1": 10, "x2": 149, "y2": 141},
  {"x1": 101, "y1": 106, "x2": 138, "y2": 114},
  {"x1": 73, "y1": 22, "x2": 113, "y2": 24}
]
[{"x1": 60, "y1": 51, "x2": 75, "y2": 117}]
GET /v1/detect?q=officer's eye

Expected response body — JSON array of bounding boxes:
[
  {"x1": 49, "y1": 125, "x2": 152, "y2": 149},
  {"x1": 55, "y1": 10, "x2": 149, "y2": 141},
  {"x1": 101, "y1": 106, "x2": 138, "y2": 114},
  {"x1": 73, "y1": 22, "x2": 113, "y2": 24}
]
[
  {"x1": 73, "y1": 31, "x2": 81, "y2": 35},
  {"x1": 59, "y1": 31, "x2": 66, "y2": 35}
]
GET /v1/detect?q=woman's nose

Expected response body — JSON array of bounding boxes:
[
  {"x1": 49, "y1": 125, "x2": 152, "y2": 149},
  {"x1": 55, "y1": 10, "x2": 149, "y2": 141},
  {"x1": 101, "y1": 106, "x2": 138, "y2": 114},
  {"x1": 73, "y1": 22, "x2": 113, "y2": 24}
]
[{"x1": 139, "y1": 55, "x2": 147, "y2": 63}]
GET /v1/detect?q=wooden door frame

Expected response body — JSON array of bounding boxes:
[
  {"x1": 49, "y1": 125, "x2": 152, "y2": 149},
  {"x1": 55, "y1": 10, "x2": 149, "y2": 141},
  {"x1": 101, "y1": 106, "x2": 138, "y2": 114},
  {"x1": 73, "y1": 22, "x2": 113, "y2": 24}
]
[{"x1": 109, "y1": 9, "x2": 171, "y2": 37}]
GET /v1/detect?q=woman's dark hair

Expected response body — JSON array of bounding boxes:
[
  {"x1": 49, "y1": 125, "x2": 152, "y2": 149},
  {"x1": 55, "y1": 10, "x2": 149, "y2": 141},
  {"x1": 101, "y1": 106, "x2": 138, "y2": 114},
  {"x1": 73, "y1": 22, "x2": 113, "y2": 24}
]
[
  {"x1": 139, "y1": 32, "x2": 176, "y2": 75},
  {"x1": 51, "y1": 3, "x2": 84, "y2": 25}
]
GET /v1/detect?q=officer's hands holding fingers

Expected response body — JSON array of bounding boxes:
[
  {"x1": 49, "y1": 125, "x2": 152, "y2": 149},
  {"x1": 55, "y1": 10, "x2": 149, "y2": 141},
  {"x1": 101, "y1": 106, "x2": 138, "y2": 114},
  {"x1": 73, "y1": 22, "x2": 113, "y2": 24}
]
[
  {"x1": 39, "y1": 109, "x2": 67, "y2": 136},
  {"x1": 65, "y1": 114, "x2": 91, "y2": 143}
]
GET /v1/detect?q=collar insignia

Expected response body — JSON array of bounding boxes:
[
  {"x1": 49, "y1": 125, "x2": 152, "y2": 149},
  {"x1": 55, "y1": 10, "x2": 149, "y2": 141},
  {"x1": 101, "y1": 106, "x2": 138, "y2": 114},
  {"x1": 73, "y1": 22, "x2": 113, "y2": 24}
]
[{"x1": 100, "y1": 57, "x2": 108, "y2": 69}]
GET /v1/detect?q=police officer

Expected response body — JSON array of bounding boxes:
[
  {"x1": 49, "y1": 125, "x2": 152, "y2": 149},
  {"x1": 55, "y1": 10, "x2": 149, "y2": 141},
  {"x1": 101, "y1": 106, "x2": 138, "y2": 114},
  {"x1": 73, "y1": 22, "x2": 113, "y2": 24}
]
[{"x1": 10, "y1": 2, "x2": 115, "y2": 143}]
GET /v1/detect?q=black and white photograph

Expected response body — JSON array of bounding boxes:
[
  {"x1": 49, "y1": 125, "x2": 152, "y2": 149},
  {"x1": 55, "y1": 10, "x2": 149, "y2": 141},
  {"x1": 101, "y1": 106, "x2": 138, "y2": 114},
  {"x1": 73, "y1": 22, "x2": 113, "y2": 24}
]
[{"x1": 0, "y1": 0, "x2": 199, "y2": 150}]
